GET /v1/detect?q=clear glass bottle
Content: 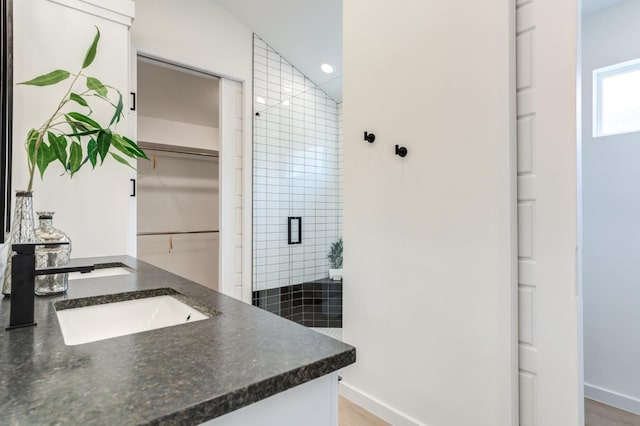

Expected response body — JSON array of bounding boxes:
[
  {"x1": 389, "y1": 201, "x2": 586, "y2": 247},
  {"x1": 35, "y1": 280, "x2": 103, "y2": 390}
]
[
  {"x1": 2, "y1": 191, "x2": 36, "y2": 296},
  {"x1": 34, "y1": 212, "x2": 71, "y2": 296}
]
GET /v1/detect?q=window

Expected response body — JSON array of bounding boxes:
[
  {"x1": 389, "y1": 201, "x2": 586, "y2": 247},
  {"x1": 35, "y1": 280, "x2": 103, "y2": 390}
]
[{"x1": 593, "y1": 59, "x2": 640, "y2": 137}]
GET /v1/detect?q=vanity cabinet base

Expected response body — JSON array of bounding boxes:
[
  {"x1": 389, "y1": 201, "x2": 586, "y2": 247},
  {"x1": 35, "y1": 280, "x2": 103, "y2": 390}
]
[{"x1": 201, "y1": 373, "x2": 339, "y2": 426}]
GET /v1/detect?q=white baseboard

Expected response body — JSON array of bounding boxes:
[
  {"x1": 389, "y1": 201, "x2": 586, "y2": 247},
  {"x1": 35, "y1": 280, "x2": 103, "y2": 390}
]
[
  {"x1": 339, "y1": 381, "x2": 427, "y2": 426},
  {"x1": 585, "y1": 383, "x2": 640, "y2": 415}
]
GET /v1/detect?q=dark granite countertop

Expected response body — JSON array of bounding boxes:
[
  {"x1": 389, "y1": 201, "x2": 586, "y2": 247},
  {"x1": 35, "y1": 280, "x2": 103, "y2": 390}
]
[{"x1": 0, "y1": 256, "x2": 355, "y2": 425}]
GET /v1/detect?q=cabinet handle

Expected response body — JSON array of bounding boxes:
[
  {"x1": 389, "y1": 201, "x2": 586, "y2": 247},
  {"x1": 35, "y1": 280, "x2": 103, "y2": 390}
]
[
  {"x1": 130, "y1": 178, "x2": 136, "y2": 197},
  {"x1": 130, "y1": 92, "x2": 136, "y2": 111}
]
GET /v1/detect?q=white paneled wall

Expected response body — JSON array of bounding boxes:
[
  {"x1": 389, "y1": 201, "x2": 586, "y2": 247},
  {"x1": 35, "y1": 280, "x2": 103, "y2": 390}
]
[{"x1": 252, "y1": 35, "x2": 342, "y2": 291}]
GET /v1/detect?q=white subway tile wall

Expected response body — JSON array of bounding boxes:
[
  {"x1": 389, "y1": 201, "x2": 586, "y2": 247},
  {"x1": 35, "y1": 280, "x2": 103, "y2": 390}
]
[{"x1": 252, "y1": 34, "x2": 343, "y2": 291}]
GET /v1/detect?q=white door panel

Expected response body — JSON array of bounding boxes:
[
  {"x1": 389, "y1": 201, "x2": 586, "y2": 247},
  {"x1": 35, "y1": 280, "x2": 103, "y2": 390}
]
[
  {"x1": 218, "y1": 78, "x2": 244, "y2": 299},
  {"x1": 516, "y1": 0, "x2": 581, "y2": 424}
]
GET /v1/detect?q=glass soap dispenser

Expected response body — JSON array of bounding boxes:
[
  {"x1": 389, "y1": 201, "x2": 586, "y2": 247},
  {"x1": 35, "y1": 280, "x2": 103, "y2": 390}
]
[{"x1": 35, "y1": 212, "x2": 71, "y2": 295}]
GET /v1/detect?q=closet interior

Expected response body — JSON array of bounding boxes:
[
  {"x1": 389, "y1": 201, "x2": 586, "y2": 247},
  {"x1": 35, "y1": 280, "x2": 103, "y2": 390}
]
[{"x1": 136, "y1": 57, "x2": 220, "y2": 290}]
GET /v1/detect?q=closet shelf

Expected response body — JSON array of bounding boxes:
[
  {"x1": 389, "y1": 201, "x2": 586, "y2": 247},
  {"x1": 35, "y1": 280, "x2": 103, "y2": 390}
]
[
  {"x1": 139, "y1": 141, "x2": 219, "y2": 158},
  {"x1": 137, "y1": 230, "x2": 219, "y2": 236}
]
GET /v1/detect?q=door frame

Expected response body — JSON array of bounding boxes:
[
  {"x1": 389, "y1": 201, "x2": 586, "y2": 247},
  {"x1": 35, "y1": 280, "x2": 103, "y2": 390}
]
[{"x1": 131, "y1": 48, "x2": 253, "y2": 302}]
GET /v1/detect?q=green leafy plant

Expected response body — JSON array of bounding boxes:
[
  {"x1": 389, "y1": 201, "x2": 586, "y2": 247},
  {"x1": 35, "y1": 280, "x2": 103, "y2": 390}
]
[
  {"x1": 19, "y1": 27, "x2": 148, "y2": 192},
  {"x1": 327, "y1": 238, "x2": 343, "y2": 269}
]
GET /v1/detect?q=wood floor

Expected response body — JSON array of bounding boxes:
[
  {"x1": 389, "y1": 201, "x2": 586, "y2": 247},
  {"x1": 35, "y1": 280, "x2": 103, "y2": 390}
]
[
  {"x1": 585, "y1": 399, "x2": 640, "y2": 426},
  {"x1": 339, "y1": 396, "x2": 390, "y2": 426},
  {"x1": 340, "y1": 396, "x2": 640, "y2": 425}
]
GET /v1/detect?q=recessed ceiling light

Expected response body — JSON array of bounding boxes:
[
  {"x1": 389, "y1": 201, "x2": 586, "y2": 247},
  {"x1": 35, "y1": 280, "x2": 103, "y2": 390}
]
[
  {"x1": 321, "y1": 63, "x2": 334, "y2": 74},
  {"x1": 283, "y1": 100, "x2": 290, "y2": 106},
  {"x1": 283, "y1": 86, "x2": 292, "y2": 93},
  {"x1": 256, "y1": 96, "x2": 266, "y2": 104}
]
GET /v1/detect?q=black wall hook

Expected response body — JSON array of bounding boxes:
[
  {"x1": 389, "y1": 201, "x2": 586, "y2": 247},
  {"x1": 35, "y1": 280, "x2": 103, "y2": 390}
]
[
  {"x1": 364, "y1": 132, "x2": 375, "y2": 143},
  {"x1": 395, "y1": 145, "x2": 408, "y2": 158}
]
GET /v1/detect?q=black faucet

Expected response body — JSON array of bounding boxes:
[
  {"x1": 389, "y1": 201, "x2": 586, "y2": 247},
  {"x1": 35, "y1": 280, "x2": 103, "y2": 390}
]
[{"x1": 6, "y1": 242, "x2": 95, "y2": 330}]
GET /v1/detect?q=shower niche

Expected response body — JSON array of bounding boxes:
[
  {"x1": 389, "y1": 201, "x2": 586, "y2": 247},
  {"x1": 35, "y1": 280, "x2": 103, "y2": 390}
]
[{"x1": 251, "y1": 35, "x2": 344, "y2": 329}]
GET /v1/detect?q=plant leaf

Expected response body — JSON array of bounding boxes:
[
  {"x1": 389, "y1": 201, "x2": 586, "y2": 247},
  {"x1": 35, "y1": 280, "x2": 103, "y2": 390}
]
[
  {"x1": 64, "y1": 115, "x2": 90, "y2": 132},
  {"x1": 109, "y1": 92, "x2": 123, "y2": 126},
  {"x1": 110, "y1": 134, "x2": 135, "y2": 158},
  {"x1": 64, "y1": 116, "x2": 81, "y2": 141},
  {"x1": 65, "y1": 129, "x2": 99, "y2": 138},
  {"x1": 90, "y1": 93, "x2": 118, "y2": 109},
  {"x1": 86, "y1": 77, "x2": 107, "y2": 97},
  {"x1": 48, "y1": 146, "x2": 57, "y2": 163},
  {"x1": 112, "y1": 134, "x2": 149, "y2": 160},
  {"x1": 69, "y1": 93, "x2": 89, "y2": 107},
  {"x1": 109, "y1": 152, "x2": 135, "y2": 170},
  {"x1": 87, "y1": 138, "x2": 98, "y2": 169},
  {"x1": 121, "y1": 135, "x2": 149, "y2": 160},
  {"x1": 66, "y1": 112, "x2": 101, "y2": 130},
  {"x1": 18, "y1": 70, "x2": 70, "y2": 86},
  {"x1": 47, "y1": 132, "x2": 68, "y2": 166},
  {"x1": 26, "y1": 129, "x2": 40, "y2": 168},
  {"x1": 82, "y1": 27, "x2": 100, "y2": 69},
  {"x1": 96, "y1": 129, "x2": 112, "y2": 164},
  {"x1": 36, "y1": 143, "x2": 53, "y2": 179},
  {"x1": 69, "y1": 142, "x2": 82, "y2": 175}
]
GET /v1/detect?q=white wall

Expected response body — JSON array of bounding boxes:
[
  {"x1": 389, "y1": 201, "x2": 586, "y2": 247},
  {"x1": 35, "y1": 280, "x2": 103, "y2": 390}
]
[
  {"x1": 137, "y1": 59, "x2": 220, "y2": 151},
  {"x1": 341, "y1": 1, "x2": 515, "y2": 425},
  {"x1": 131, "y1": 0, "x2": 253, "y2": 301},
  {"x1": 131, "y1": 0, "x2": 252, "y2": 85},
  {"x1": 12, "y1": 0, "x2": 134, "y2": 258},
  {"x1": 137, "y1": 59, "x2": 220, "y2": 129},
  {"x1": 582, "y1": 0, "x2": 640, "y2": 413}
]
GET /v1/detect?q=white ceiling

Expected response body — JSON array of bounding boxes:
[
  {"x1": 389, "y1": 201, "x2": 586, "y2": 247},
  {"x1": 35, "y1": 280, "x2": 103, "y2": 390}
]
[
  {"x1": 582, "y1": 0, "x2": 626, "y2": 15},
  {"x1": 214, "y1": 0, "x2": 343, "y2": 102}
]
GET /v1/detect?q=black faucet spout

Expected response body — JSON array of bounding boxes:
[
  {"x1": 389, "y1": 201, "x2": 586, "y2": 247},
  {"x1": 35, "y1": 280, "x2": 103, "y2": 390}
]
[{"x1": 6, "y1": 243, "x2": 95, "y2": 330}]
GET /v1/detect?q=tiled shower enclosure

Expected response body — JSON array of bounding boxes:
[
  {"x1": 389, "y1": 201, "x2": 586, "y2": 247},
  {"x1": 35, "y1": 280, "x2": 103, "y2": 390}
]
[{"x1": 252, "y1": 34, "x2": 343, "y2": 327}]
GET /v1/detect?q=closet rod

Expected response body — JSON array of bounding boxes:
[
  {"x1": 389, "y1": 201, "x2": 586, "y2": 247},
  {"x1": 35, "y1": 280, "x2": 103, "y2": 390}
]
[
  {"x1": 138, "y1": 143, "x2": 219, "y2": 158},
  {"x1": 142, "y1": 146, "x2": 219, "y2": 158},
  {"x1": 137, "y1": 230, "x2": 220, "y2": 236}
]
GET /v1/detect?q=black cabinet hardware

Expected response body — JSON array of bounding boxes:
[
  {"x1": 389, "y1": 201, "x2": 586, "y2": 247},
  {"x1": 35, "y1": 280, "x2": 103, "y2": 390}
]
[
  {"x1": 130, "y1": 92, "x2": 136, "y2": 111},
  {"x1": 395, "y1": 145, "x2": 408, "y2": 158},
  {"x1": 364, "y1": 132, "x2": 375, "y2": 143},
  {"x1": 130, "y1": 178, "x2": 136, "y2": 197}
]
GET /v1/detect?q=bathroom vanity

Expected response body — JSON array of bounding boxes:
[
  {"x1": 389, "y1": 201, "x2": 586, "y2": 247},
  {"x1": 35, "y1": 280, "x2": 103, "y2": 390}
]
[{"x1": 0, "y1": 256, "x2": 355, "y2": 425}]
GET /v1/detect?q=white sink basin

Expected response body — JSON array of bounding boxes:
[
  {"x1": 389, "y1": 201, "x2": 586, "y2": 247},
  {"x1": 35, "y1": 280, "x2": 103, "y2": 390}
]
[
  {"x1": 56, "y1": 295, "x2": 209, "y2": 345},
  {"x1": 68, "y1": 266, "x2": 133, "y2": 281}
]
